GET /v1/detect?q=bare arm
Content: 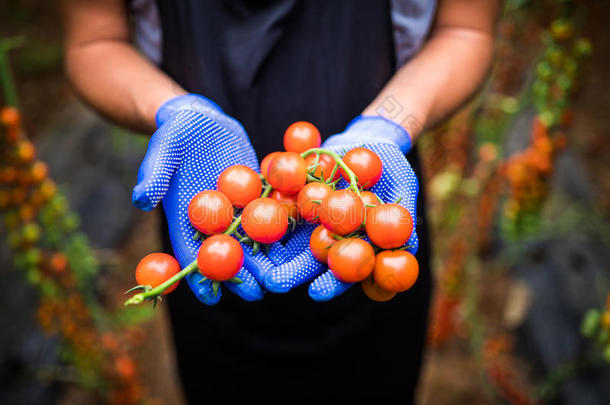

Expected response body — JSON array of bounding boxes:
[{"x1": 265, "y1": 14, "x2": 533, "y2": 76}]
[
  {"x1": 61, "y1": 0, "x2": 186, "y2": 133},
  {"x1": 363, "y1": 0, "x2": 500, "y2": 139}
]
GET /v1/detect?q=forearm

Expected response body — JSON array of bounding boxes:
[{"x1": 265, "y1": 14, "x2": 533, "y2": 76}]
[
  {"x1": 61, "y1": 0, "x2": 185, "y2": 134},
  {"x1": 65, "y1": 41, "x2": 185, "y2": 133},
  {"x1": 363, "y1": 0, "x2": 499, "y2": 140}
]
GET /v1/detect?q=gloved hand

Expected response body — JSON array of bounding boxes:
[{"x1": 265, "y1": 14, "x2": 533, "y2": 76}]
[
  {"x1": 132, "y1": 94, "x2": 287, "y2": 305},
  {"x1": 264, "y1": 116, "x2": 419, "y2": 301}
]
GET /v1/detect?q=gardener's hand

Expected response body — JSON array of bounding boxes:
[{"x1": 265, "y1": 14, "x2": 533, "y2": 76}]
[
  {"x1": 132, "y1": 94, "x2": 286, "y2": 305},
  {"x1": 264, "y1": 116, "x2": 419, "y2": 301}
]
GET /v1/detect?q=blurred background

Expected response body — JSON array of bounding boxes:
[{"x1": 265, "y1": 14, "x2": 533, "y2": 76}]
[{"x1": 0, "y1": 0, "x2": 608, "y2": 404}]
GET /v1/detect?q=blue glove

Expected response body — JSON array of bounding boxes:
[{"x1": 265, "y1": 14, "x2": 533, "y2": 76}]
[
  {"x1": 264, "y1": 116, "x2": 419, "y2": 301},
  {"x1": 132, "y1": 94, "x2": 287, "y2": 305}
]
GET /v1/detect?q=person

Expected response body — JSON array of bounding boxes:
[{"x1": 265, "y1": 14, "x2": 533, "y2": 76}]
[{"x1": 61, "y1": 0, "x2": 498, "y2": 403}]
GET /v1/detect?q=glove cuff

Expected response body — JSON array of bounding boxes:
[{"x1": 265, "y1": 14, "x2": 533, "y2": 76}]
[
  {"x1": 155, "y1": 94, "x2": 224, "y2": 128},
  {"x1": 344, "y1": 115, "x2": 412, "y2": 154}
]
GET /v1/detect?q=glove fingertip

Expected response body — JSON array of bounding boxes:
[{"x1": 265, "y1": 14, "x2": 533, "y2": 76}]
[
  {"x1": 186, "y1": 273, "x2": 221, "y2": 305},
  {"x1": 131, "y1": 184, "x2": 157, "y2": 211},
  {"x1": 308, "y1": 272, "x2": 353, "y2": 302}
]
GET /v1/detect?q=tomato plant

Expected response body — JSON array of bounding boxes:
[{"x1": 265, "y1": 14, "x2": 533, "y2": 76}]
[
  {"x1": 297, "y1": 182, "x2": 332, "y2": 223},
  {"x1": 304, "y1": 153, "x2": 340, "y2": 182},
  {"x1": 217, "y1": 164, "x2": 262, "y2": 208},
  {"x1": 241, "y1": 197, "x2": 288, "y2": 243},
  {"x1": 319, "y1": 189, "x2": 365, "y2": 235},
  {"x1": 341, "y1": 147, "x2": 383, "y2": 188},
  {"x1": 135, "y1": 253, "x2": 181, "y2": 294},
  {"x1": 328, "y1": 238, "x2": 375, "y2": 282},
  {"x1": 361, "y1": 275, "x2": 396, "y2": 302},
  {"x1": 266, "y1": 152, "x2": 307, "y2": 194},
  {"x1": 309, "y1": 225, "x2": 337, "y2": 263},
  {"x1": 365, "y1": 203, "x2": 413, "y2": 249},
  {"x1": 374, "y1": 250, "x2": 419, "y2": 292},
  {"x1": 188, "y1": 190, "x2": 234, "y2": 235},
  {"x1": 197, "y1": 234, "x2": 244, "y2": 281},
  {"x1": 284, "y1": 121, "x2": 321, "y2": 153}
]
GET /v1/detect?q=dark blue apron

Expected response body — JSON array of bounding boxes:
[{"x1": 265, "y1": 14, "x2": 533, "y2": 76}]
[{"x1": 156, "y1": 1, "x2": 432, "y2": 402}]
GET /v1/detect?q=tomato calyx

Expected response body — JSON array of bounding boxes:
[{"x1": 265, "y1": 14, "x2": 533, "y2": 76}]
[{"x1": 301, "y1": 148, "x2": 361, "y2": 196}]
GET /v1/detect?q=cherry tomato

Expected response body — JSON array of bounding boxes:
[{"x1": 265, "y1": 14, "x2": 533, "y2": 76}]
[
  {"x1": 266, "y1": 152, "x2": 308, "y2": 194},
  {"x1": 341, "y1": 147, "x2": 383, "y2": 188},
  {"x1": 319, "y1": 189, "x2": 365, "y2": 235},
  {"x1": 241, "y1": 197, "x2": 288, "y2": 243},
  {"x1": 374, "y1": 250, "x2": 419, "y2": 292},
  {"x1": 360, "y1": 191, "x2": 380, "y2": 214},
  {"x1": 217, "y1": 164, "x2": 262, "y2": 208},
  {"x1": 188, "y1": 190, "x2": 233, "y2": 235},
  {"x1": 297, "y1": 182, "x2": 332, "y2": 223},
  {"x1": 309, "y1": 225, "x2": 337, "y2": 263},
  {"x1": 260, "y1": 152, "x2": 281, "y2": 179},
  {"x1": 270, "y1": 190, "x2": 299, "y2": 220},
  {"x1": 304, "y1": 153, "x2": 340, "y2": 182},
  {"x1": 365, "y1": 203, "x2": 413, "y2": 249},
  {"x1": 361, "y1": 275, "x2": 396, "y2": 302},
  {"x1": 284, "y1": 121, "x2": 321, "y2": 153},
  {"x1": 135, "y1": 253, "x2": 181, "y2": 294},
  {"x1": 197, "y1": 234, "x2": 244, "y2": 281},
  {"x1": 327, "y1": 238, "x2": 375, "y2": 282}
]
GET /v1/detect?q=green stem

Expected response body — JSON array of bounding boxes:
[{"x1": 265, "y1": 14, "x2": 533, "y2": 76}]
[
  {"x1": 0, "y1": 37, "x2": 23, "y2": 107},
  {"x1": 301, "y1": 148, "x2": 360, "y2": 196},
  {"x1": 124, "y1": 260, "x2": 199, "y2": 305}
]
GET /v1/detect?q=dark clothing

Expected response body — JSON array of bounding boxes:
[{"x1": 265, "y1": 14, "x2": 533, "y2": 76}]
[{"x1": 156, "y1": 0, "x2": 432, "y2": 402}]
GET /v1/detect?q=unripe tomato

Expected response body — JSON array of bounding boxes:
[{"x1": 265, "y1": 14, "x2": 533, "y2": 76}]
[
  {"x1": 319, "y1": 189, "x2": 365, "y2": 235},
  {"x1": 327, "y1": 238, "x2": 375, "y2": 282},
  {"x1": 270, "y1": 190, "x2": 299, "y2": 220},
  {"x1": 374, "y1": 250, "x2": 419, "y2": 292},
  {"x1": 361, "y1": 275, "x2": 396, "y2": 302},
  {"x1": 260, "y1": 152, "x2": 281, "y2": 179},
  {"x1": 217, "y1": 164, "x2": 262, "y2": 208},
  {"x1": 297, "y1": 182, "x2": 332, "y2": 223},
  {"x1": 197, "y1": 234, "x2": 244, "y2": 281},
  {"x1": 188, "y1": 190, "x2": 233, "y2": 235},
  {"x1": 266, "y1": 152, "x2": 307, "y2": 194},
  {"x1": 136, "y1": 253, "x2": 181, "y2": 294},
  {"x1": 309, "y1": 225, "x2": 337, "y2": 263},
  {"x1": 241, "y1": 197, "x2": 288, "y2": 243},
  {"x1": 284, "y1": 121, "x2": 321, "y2": 153},
  {"x1": 365, "y1": 203, "x2": 413, "y2": 249},
  {"x1": 341, "y1": 147, "x2": 383, "y2": 188}
]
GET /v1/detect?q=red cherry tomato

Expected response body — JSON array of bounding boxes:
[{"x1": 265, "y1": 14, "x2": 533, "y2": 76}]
[
  {"x1": 260, "y1": 152, "x2": 281, "y2": 179},
  {"x1": 197, "y1": 234, "x2": 244, "y2": 281},
  {"x1": 188, "y1": 190, "x2": 234, "y2": 235},
  {"x1": 341, "y1": 147, "x2": 383, "y2": 188},
  {"x1": 297, "y1": 182, "x2": 332, "y2": 223},
  {"x1": 217, "y1": 165, "x2": 262, "y2": 208},
  {"x1": 327, "y1": 238, "x2": 375, "y2": 282},
  {"x1": 304, "y1": 153, "x2": 340, "y2": 182},
  {"x1": 361, "y1": 275, "x2": 396, "y2": 302},
  {"x1": 266, "y1": 152, "x2": 308, "y2": 194},
  {"x1": 241, "y1": 197, "x2": 288, "y2": 243},
  {"x1": 319, "y1": 189, "x2": 365, "y2": 235},
  {"x1": 360, "y1": 191, "x2": 380, "y2": 214},
  {"x1": 365, "y1": 203, "x2": 413, "y2": 249},
  {"x1": 309, "y1": 225, "x2": 337, "y2": 263},
  {"x1": 284, "y1": 121, "x2": 321, "y2": 153},
  {"x1": 270, "y1": 190, "x2": 299, "y2": 220},
  {"x1": 135, "y1": 253, "x2": 181, "y2": 294},
  {"x1": 374, "y1": 250, "x2": 419, "y2": 292}
]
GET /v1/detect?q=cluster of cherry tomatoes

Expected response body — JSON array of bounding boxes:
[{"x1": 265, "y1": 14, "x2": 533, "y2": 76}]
[{"x1": 128, "y1": 121, "x2": 419, "y2": 305}]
